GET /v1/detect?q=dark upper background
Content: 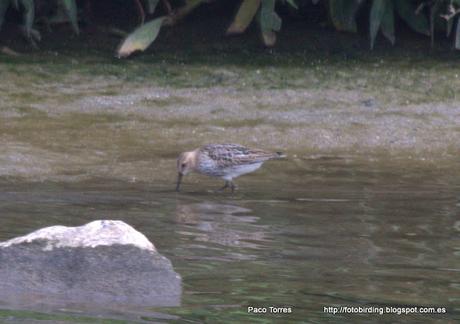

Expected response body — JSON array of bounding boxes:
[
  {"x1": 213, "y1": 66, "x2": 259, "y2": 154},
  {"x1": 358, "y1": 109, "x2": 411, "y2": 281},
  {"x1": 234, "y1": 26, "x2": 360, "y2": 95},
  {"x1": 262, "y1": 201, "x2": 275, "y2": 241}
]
[{"x1": 0, "y1": 0, "x2": 459, "y2": 62}]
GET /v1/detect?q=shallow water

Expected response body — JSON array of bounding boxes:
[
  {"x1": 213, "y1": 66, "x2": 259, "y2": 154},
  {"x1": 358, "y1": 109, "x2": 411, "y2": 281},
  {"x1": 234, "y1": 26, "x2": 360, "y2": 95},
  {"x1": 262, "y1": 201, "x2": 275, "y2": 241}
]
[
  {"x1": 0, "y1": 157, "x2": 458, "y2": 323},
  {"x1": 1, "y1": 41, "x2": 460, "y2": 322}
]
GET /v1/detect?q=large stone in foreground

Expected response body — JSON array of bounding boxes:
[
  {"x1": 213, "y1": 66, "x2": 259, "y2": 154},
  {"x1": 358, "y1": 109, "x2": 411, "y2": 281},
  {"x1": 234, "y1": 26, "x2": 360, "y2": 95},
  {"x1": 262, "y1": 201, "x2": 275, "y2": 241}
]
[{"x1": 0, "y1": 220, "x2": 181, "y2": 308}]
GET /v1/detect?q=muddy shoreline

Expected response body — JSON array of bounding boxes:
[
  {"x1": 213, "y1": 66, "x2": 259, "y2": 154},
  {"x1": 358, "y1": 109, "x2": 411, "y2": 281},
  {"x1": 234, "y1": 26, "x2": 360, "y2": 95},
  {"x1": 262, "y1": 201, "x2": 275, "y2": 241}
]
[{"x1": 0, "y1": 52, "x2": 459, "y2": 182}]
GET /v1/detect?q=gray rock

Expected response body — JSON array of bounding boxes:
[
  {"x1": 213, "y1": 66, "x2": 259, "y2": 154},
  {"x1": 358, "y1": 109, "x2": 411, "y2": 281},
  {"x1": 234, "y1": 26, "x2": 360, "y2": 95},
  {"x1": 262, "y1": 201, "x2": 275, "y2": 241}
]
[{"x1": 0, "y1": 220, "x2": 181, "y2": 308}]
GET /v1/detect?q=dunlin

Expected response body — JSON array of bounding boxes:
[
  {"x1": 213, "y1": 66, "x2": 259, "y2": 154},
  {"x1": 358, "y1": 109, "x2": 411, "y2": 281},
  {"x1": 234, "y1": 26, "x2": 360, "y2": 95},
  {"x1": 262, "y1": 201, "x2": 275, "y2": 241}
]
[{"x1": 175, "y1": 144, "x2": 286, "y2": 193}]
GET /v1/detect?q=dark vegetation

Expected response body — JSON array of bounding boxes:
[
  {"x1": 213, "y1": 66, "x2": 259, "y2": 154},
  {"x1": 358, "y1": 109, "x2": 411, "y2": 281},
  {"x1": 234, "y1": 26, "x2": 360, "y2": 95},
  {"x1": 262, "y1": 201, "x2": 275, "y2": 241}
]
[{"x1": 0, "y1": 0, "x2": 459, "y2": 58}]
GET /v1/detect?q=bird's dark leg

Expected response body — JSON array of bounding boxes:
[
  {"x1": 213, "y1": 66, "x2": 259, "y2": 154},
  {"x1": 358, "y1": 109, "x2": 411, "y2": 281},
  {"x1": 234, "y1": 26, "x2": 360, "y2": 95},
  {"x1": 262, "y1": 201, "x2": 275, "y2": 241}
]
[
  {"x1": 230, "y1": 181, "x2": 237, "y2": 194},
  {"x1": 217, "y1": 181, "x2": 230, "y2": 192}
]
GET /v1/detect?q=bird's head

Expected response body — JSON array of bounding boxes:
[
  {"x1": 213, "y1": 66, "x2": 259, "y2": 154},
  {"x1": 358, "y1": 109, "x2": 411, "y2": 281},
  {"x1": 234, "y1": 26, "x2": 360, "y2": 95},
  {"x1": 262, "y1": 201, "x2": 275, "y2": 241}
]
[
  {"x1": 177, "y1": 151, "x2": 196, "y2": 175},
  {"x1": 176, "y1": 151, "x2": 197, "y2": 191}
]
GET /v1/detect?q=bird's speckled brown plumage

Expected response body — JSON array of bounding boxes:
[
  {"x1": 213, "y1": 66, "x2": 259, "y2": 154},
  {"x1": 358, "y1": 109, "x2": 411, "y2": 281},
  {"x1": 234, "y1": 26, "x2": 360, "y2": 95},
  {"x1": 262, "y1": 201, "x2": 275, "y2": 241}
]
[{"x1": 176, "y1": 143, "x2": 285, "y2": 193}]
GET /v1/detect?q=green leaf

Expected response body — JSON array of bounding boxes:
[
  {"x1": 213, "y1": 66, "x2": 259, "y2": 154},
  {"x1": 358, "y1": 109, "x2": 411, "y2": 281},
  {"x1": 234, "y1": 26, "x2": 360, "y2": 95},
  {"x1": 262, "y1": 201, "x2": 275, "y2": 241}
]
[
  {"x1": 260, "y1": 0, "x2": 281, "y2": 33},
  {"x1": 19, "y1": 0, "x2": 34, "y2": 38},
  {"x1": 261, "y1": 30, "x2": 276, "y2": 47},
  {"x1": 259, "y1": 0, "x2": 281, "y2": 46},
  {"x1": 455, "y1": 17, "x2": 460, "y2": 49},
  {"x1": 369, "y1": 0, "x2": 387, "y2": 49},
  {"x1": 380, "y1": 0, "x2": 394, "y2": 45},
  {"x1": 60, "y1": 0, "x2": 79, "y2": 35},
  {"x1": 447, "y1": 17, "x2": 454, "y2": 37},
  {"x1": 116, "y1": 16, "x2": 166, "y2": 58},
  {"x1": 430, "y1": 0, "x2": 442, "y2": 46},
  {"x1": 0, "y1": 0, "x2": 10, "y2": 31},
  {"x1": 144, "y1": 0, "x2": 160, "y2": 14},
  {"x1": 226, "y1": 0, "x2": 261, "y2": 35},
  {"x1": 329, "y1": 0, "x2": 363, "y2": 33},
  {"x1": 394, "y1": 0, "x2": 430, "y2": 36},
  {"x1": 285, "y1": 0, "x2": 298, "y2": 10}
]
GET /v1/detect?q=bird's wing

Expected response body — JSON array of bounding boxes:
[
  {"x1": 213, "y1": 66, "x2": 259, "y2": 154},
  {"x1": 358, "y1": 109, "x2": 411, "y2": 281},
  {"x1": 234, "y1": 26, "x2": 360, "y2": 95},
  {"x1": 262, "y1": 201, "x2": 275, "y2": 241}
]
[{"x1": 201, "y1": 144, "x2": 279, "y2": 167}]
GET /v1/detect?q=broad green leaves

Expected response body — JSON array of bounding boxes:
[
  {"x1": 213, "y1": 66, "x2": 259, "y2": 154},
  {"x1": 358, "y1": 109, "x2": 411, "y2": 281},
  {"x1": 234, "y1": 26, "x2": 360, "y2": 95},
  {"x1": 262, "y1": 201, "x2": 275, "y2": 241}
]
[
  {"x1": 118, "y1": 0, "x2": 207, "y2": 57},
  {"x1": 380, "y1": 0, "x2": 394, "y2": 46},
  {"x1": 227, "y1": 0, "x2": 282, "y2": 46},
  {"x1": 117, "y1": 16, "x2": 166, "y2": 58},
  {"x1": 0, "y1": 0, "x2": 459, "y2": 55},
  {"x1": 455, "y1": 18, "x2": 460, "y2": 49},
  {"x1": 0, "y1": 0, "x2": 10, "y2": 30},
  {"x1": 144, "y1": 0, "x2": 160, "y2": 14},
  {"x1": 227, "y1": 0, "x2": 261, "y2": 35},
  {"x1": 440, "y1": 0, "x2": 460, "y2": 49},
  {"x1": 370, "y1": 0, "x2": 385, "y2": 49},
  {"x1": 394, "y1": 0, "x2": 429, "y2": 36},
  {"x1": 0, "y1": 0, "x2": 80, "y2": 38},
  {"x1": 19, "y1": 0, "x2": 34, "y2": 38},
  {"x1": 260, "y1": 0, "x2": 281, "y2": 33},
  {"x1": 329, "y1": 0, "x2": 363, "y2": 33},
  {"x1": 11, "y1": 0, "x2": 19, "y2": 10},
  {"x1": 285, "y1": 0, "x2": 298, "y2": 10},
  {"x1": 259, "y1": 0, "x2": 282, "y2": 46},
  {"x1": 369, "y1": 0, "x2": 429, "y2": 49},
  {"x1": 61, "y1": 0, "x2": 79, "y2": 35}
]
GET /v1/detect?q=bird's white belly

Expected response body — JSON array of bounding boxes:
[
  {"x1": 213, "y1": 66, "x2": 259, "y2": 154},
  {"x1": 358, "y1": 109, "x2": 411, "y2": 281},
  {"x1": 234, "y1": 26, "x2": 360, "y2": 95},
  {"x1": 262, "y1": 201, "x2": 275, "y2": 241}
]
[{"x1": 223, "y1": 163, "x2": 262, "y2": 180}]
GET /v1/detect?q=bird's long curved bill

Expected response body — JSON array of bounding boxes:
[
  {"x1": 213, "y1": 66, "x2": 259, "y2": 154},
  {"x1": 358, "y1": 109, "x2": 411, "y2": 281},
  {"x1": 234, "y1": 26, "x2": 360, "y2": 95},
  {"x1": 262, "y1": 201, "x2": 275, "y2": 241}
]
[{"x1": 176, "y1": 173, "x2": 183, "y2": 192}]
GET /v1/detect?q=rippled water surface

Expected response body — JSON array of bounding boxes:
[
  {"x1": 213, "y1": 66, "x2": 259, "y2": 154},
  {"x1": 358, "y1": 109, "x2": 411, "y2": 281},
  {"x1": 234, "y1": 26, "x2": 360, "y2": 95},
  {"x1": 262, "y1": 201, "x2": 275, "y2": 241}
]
[{"x1": 0, "y1": 157, "x2": 459, "y2": 323}]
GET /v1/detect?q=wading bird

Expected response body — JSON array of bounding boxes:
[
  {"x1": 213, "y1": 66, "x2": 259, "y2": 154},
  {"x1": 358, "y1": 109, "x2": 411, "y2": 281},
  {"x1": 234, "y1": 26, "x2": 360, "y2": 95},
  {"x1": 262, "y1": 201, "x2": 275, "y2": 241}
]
[{"x1": 176, "y1": 143, "x2": 286, "y2": 193}]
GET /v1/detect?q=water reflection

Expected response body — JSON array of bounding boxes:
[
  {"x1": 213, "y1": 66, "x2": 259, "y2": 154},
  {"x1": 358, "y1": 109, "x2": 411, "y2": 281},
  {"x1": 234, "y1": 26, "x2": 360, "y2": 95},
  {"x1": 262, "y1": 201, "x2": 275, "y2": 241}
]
[{"x1": 174, "y1": 201, "x2": 271, "y2": 258}]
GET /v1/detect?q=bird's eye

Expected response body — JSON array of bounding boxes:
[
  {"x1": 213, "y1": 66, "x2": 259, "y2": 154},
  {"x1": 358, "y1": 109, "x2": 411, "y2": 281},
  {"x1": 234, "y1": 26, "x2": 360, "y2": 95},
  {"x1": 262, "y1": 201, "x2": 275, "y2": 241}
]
[{"x1": 181, "y1": 163, "x2": 186, "y2": 168}]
